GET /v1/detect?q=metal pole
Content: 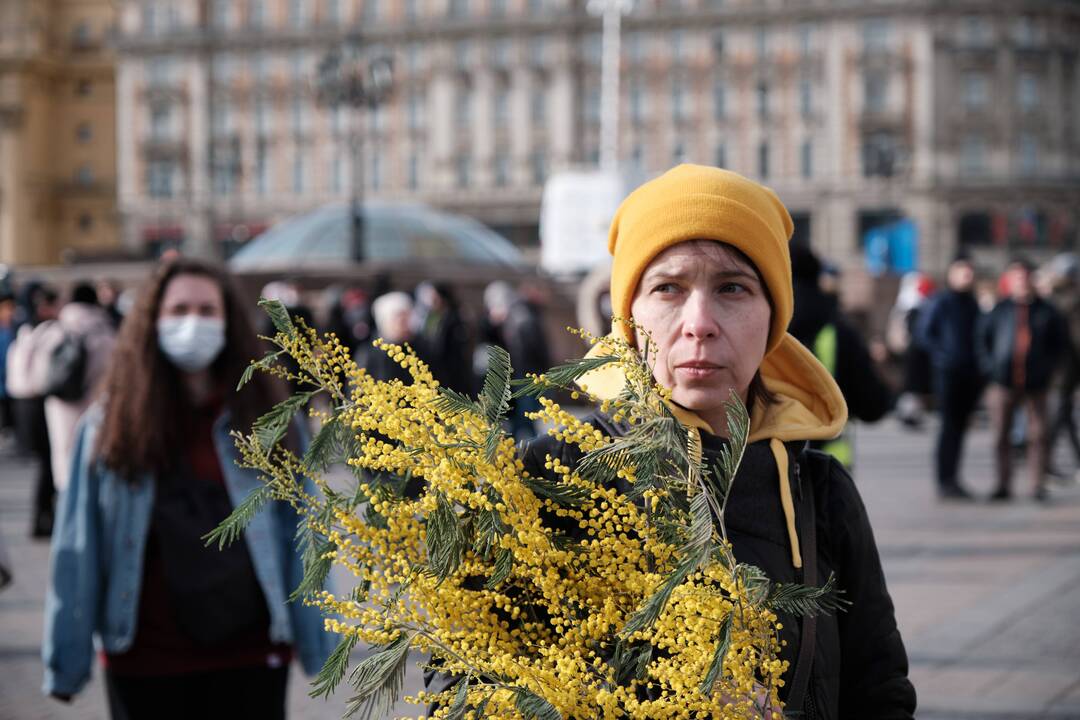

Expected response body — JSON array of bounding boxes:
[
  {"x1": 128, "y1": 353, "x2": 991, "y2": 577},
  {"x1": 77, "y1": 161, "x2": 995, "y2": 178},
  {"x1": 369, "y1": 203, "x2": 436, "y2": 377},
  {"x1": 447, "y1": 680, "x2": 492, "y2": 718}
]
[
  {"x1": 351, "y1": 105, "x2": 365, "y2": 263},
  {"x1": 589, "y1": 0, "x2": 631, "y2": 172}
]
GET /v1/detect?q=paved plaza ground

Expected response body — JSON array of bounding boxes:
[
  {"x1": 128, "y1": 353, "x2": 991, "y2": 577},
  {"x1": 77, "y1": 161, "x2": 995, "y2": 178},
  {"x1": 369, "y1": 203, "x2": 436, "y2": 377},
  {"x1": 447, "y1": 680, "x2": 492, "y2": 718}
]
[{"x1": 2, "y1": 415, "x2": 1079, "y2": 719}]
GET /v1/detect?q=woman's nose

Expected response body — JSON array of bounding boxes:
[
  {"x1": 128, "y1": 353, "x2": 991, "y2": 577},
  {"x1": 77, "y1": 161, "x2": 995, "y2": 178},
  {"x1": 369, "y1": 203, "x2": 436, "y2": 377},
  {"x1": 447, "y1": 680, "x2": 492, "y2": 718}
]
[{"x1": 681, "y1": 291, "x2": 719, "y2": 339}]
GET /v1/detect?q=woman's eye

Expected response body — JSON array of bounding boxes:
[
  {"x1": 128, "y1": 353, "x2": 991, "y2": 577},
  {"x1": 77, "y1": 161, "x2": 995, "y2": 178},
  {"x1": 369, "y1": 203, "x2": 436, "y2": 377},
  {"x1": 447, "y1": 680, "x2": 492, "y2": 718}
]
[
  {"x1": 718, "y1": 283, "x2": 746, "y2": 294},
  {"x1": 653, "y1": 282, "x2": 679, "y2": 294}
]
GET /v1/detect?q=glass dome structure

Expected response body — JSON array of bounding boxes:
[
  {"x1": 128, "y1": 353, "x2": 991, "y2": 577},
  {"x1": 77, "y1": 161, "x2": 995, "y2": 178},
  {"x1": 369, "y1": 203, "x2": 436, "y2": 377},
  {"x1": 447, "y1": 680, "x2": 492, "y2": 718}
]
[{"x1": 228, "y1": 202, "x2": 526, "y2": 271}]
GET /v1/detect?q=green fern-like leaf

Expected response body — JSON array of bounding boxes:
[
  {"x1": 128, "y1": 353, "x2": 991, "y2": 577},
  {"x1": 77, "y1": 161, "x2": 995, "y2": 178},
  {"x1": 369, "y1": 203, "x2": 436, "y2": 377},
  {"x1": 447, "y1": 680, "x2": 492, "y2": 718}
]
[
  {"x1": 253, "y1": 391, "x2": 315, "y2": 452},
  {"x1": 510, "y1": 354, "x2": 619, "y2": 398},
  {"x1": 309, "y1": 631, "x2": 360, "y2": 700},
  {"x1": 522, "y1": 474, "x2": 591, "y2": 507},
  {"x1": 259, "y1": 297, "x2": 295, "y2": 336},
  {"x1": 290, "y1": 533, "x2": 335, "y2": 602},
  {"x1": 699, "y1": 613, "x2": 733, "y2": 695},
  {"x1": 445, "y1": 676, "x2": 471, "y2": 720},
  {"x1": 344, "y1": 632, "x2": 413, "y2": 719},
  {"x1": 203, "y1": 485, "x2": 269, "y2": 550},
  {"x1": 620, "y1": 558, "x2": 694, "y2": 638},
  {"x1": 237, "y1": 349, "x2": 284, "y2": 390},
  {"x1": 480, "y1": 345, "x2": 512, "y2": 426},
  {"x1": 434, "y1": 387, "x2": 483, "y2": 418},
  {"x1": 513, "y1": 688, "x2": 562, "y2": 720},
  {"x1": 426, "y1": 492, "x2": 466, "y2": 582},
  {"x1": 765, "y1": 573, "x2": 849, "y2": 617},
  {"x1": 484, "y1": 547, "x2": 513, "y2": 590},
  {"x1": 303, "y1": 417, "x2": 343, "y2": 473}
]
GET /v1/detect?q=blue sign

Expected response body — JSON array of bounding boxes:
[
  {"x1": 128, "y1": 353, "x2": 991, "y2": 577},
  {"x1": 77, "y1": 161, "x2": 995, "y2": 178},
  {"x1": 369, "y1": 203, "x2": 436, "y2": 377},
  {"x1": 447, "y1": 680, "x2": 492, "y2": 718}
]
[{"x1": 863, "y1": 219, "x2": 919, "y2": 276}]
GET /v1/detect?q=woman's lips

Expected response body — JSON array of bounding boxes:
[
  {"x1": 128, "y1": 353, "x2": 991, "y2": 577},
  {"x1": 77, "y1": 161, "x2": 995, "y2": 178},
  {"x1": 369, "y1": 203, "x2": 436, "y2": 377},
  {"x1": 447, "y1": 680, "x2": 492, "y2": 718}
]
[{"x1": 674, "y1": 362, "x2": 722, "y2": 379}]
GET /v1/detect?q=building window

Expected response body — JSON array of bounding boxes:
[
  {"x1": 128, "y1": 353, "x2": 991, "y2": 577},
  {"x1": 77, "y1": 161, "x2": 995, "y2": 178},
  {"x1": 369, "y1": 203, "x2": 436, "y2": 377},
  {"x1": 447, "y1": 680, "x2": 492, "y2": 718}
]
[
  {"x1": 671, "y1": 29, "x2": 685, "y2": 64},
  {"x1": 255, "y1": 141, "x2": 269, "y2": 195},
  {"x1": 332, "y1": 153, "x2": 343, "y2": 193},
  {"x1": 75, "y1": 165, "x2": 95, "y2": 186},
  {"x1": 408, "y1": 152, "x2": 419, "y2": 190},
  {"x1": 960, "y1": 133, "x2": 986, "y2": 176},
  {"x1": 212, "y1": 100, "x2": 231, "y2": 136},
  {"x1": 211, "y1": 0, "x2": 230, "y2": 29},
  {"x1": 799, "y1": 79, "x2": 812, "y2": 118},
  {"x1": 325, "y1": 0, "x2": 341, "y2": 24},
  {"x1": 293, "y1": 151, "x2": 305, "y2": 193},
  {"x1": 456, "y1": 155, "x2": 471, "y2": 187},
  {"x1": 290, "y1": 51, "x2": 307, "y2": 84},
  {"x1": 1017, "y1": 72, "x2": 1038, "y2": 111},
  {"x1": 78, "y1": 213, "x2": 94, "y2": 233},
  {"x1": 715, "y1": 142, "x2": 726, "y2": 168},
  {"x1": 72, "y1": 21, "x2": 92, "y2": 48},
  {"x1": 864, "y1": 71, "x2": 887, "y2": 114},
  {"x1": 455, "y1": 88, "x2": 471, "y2": 129},
  {"x1": 863, "y1": 18, "x2": 890, "y2": 53},
  {"x1": 449, "y1": 0, "x2": 469, "y2": 18},
  {"x1": 756, "y1": 82, "x2": 769, "y2": 120},
  {"x1": 672, "y1": 80, "x2": 687, "y2": 123},
  {"x1": 150, "y1": 105, "x2": 171, "y2": 138},
  {"x1": 495, "y1": 87, "x2": 509, "y2": 129},
  {"x1": 529, "y1": 37, "x2": 546, "y2": 68},
  {"x1": 798, "y1": 23, "x2": 814, "y2": 56},
  {"x1": 801, "y1": 140, "x2": 812, "y2": 179},
  {"x1": 712, "y1": 31, "x2": 724, "y2": 59},
  {"x1": 630, "y1": 81, "x2": 643, "y2": 125},
  {"x1": 628, "y1": 32, "x2": 646, "y2": 64},
  {"x1": 494, "y1": 152, "x2": 510, "y2": 187},
  {"x1": 1012, "y1": 16, "x2": 1036, "y2": 47},
  {"x1": 405, "y1": 0, "x2": 419, "y2": 21},
  {"x1": 249, "y1": 0, "x2": 265, "y2": 28},
  {"x1": 255, "y1": 99, "x2": 270, "y2": 136},
  {"x1": 960, "y1": 15, "x2": 992, "y2": 47},
  {"x1": 76, "y1": 122, "x2": 92, "y2": 143},
  {"x1": 491, "y1": 39, "x2": 511, "y2": 69},
  {"x1": 291, "y1": 96, "x2": 308, "y2": 135},
  {"x1": 713, "y1": 80, "x2": 725, "y2": 120},
  {"x1": 491, "y1": 0, "x2": 508, "y2": 16},
  {"x1": 371, "y1": 151, "x2": 382, "y2": 191},
  {"x1": 213, "y1": 154, "x2": 236, "y2": 195},
  {"x1": 527, "y1": 0, "x2": 544, "y2": 14},
  {"x1": 1018, "y1": 133, "x2": 1038, "y2": 175},
  {"x1": 251, "y1": 52, "x2": 268, "y2": 83},
  {"x1": 758, "y1": 141, "x2": 769, "y2": 178},
  {"x1": 408, "y1": 90, "x2": 424, "y2": 131},
  {"x1": 76, "y1": 78, "x2": 92, "y2": 96},
  {"x1": 455, "y1": 41, "x2": 471, "y2": 70},
  {"x1": 586, "y1": 84, "x2": 601, "y2": 124},
  {"x1": 148, "y1": 160, "x2": 175, "y2": 198},
  {"x1": 362, "y1": 0, "x2": 380, "y2": 24},
  {"x1": 531, "y1": 86, "x2": 546, "y2": 125},
  {"x1": 963, "y1": 72, "x2": 988, "y2": 110},
  {"x1": 289, "y1": 0, "x2": 308, "y2": 28},
  {"x1": 755, "y1": 26, "x2": 768, "y2": 60},
  {"x1": 530, "y1": 150, "x2": 546, "y2": 185},
  {"x1": 584, "y1": 33, "x2": 602, "y2": 66},
  {"x1": 863, "y1": 131, "x2": 898, "y2": 177}
]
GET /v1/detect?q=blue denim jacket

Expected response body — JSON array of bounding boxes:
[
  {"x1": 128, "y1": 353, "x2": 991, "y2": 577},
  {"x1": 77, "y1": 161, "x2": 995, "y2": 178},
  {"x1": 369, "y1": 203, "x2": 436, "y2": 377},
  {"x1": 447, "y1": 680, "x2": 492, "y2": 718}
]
[{"x1": 42, "y1": 407, "x2": 335, "y2": 696}]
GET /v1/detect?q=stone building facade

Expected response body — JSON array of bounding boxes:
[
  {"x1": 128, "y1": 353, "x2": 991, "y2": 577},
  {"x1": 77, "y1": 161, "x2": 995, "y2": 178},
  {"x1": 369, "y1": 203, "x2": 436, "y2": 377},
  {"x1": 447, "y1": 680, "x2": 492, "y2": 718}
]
[
  {"x1": 114, "y1": 0, "x2": 1080, "y2": 272},
  {"x1": 0, "y1": 0, "x2": 118, "y2": 266}
]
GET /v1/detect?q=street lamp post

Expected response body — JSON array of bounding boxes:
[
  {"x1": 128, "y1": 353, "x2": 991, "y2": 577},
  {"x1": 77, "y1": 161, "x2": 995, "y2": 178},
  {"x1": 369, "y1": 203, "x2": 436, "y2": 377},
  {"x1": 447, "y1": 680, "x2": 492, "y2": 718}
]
[
  {"x1": 315, "y1": 37, "x2": 394, "y2": 263},
  {"x1": 587, "y1": 0, "x2": 633, "y2": 173}
]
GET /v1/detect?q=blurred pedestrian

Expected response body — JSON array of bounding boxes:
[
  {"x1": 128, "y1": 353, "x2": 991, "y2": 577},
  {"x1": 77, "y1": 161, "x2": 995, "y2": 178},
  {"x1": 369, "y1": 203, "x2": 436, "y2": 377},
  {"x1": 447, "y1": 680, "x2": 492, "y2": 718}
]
[
  {"x1": 42, "y1": 259, "x2": 333, "y2": 718},
  {"x1": 37, "y1": 282, "x2": 117, "y2": 492},
  {"x1": 359, "y1": 290, "x2": 417, "y2": 383},
  {"x1": 323, "y1": 283, "x2": 373, "y2": 354},
  {"x1": 5, "y1": 284, "x2": 61, "y2": 536},
  {"x1": 887, "y1": 271, "x2": 936, "y2": 429},
  {"x1": 915, "y1": 254, "x2": 984, "y2": 500},
  {"x1": 0, "y1": 288, "x2": 15, "y2": 444},
  {"x1": 482, "y1": 281, "x2": 552, "y2": 440},
  {"x1": 788, "y1": 244, "x2": 893, "y2": 469},
  {"x1": 978, "y1": 258, "x2": 1067, "y2": 502},
  {"x1": 95, "y1": 279, "x2": 125, "y2": 329},
  {"x1": 413, "y1": 281, "x2": 471, "y2": 393},
  {"x1": 1043, "y1": 254, "x2": 1080, "y2": 482}
]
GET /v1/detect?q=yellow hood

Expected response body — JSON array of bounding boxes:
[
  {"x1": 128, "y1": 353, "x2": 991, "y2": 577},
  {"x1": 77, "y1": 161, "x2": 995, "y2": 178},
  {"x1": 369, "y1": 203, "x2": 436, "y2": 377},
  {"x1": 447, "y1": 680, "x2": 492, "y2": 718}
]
[{"x1": 578, "y1": 333, "x2": 848, "y2": 569}]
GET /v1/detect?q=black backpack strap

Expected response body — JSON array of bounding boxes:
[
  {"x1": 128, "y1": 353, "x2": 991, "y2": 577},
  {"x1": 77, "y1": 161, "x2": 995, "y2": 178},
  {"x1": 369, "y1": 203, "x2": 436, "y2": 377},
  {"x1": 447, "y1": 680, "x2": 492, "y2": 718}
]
[{"x1": 786, "y1": 449, "x2": 825, "y2": 714}]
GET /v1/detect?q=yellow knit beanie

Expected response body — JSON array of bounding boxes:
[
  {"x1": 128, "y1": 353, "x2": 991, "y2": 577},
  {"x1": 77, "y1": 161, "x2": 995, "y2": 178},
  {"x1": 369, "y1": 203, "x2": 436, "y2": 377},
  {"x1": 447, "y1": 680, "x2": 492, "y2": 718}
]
[{"x1": 608, "y1": 164, "x2": 795, "y2": 356}]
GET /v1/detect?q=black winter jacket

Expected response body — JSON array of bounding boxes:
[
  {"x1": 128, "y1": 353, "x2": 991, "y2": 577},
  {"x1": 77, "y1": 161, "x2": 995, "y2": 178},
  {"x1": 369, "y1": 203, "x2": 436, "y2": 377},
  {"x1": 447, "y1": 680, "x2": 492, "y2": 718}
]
[
  {"x1": 915, "y1": 289, "x2": 982, "y2": 371},
  {"x1": 976, "y1": 298, "x2": 1067, "y2": 392},
  {"x1": 521, "y1": 413, "x2": 916, "y2": 720}
]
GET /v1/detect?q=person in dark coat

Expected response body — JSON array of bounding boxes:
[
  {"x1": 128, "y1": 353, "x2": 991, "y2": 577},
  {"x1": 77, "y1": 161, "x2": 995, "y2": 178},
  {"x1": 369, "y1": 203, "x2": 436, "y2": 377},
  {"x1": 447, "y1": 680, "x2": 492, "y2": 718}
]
[
  {"x1": 977, "y1": 258, "x2": 1067, "y2": 501},
  {"x1": 522, "y1": 165, "x2": 915, "y2": 719},
  {"x1": 412, "y1": 282, "x2": 471, "y2": 393},
  {"x1": 788, "y1": 244, "x2": 893, "y2": 468},
  {"x1": 915, "y1": 254, "x2": 985, "y2": 500}
]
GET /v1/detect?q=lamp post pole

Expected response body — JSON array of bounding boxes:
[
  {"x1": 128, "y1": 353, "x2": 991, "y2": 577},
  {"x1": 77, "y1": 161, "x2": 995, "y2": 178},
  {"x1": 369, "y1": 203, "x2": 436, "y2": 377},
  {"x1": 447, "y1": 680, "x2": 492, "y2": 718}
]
[
  {"x1": 316, "y1": 37, "x2": 393, "y2": 264},
  {"x1": 587, "y1": 0, "x2": 633, "y2": 173}
]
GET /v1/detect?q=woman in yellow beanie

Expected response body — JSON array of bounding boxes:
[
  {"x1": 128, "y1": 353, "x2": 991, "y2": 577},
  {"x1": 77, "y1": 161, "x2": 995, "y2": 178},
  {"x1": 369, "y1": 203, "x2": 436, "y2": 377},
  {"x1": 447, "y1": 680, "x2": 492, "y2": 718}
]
[{"x1": 521, "y1": 164, "x2": 916, "y2": 719}]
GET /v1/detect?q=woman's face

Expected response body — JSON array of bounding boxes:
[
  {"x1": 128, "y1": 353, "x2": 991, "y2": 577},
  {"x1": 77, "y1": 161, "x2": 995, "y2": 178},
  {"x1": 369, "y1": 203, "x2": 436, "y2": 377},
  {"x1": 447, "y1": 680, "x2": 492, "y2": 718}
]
[
  {"x1": 630, "y1": 241, "x2": 771, "y2": 427},
  {"x1": 158, "y1": 274, "x2": 225, "y2": 323}
]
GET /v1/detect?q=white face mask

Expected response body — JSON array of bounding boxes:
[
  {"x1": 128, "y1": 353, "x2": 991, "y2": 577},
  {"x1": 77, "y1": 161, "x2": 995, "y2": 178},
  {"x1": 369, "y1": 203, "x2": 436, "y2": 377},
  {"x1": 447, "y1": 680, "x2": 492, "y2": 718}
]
[{"x1": 157, "y1": 315, "x2": 226, "y2": 373}]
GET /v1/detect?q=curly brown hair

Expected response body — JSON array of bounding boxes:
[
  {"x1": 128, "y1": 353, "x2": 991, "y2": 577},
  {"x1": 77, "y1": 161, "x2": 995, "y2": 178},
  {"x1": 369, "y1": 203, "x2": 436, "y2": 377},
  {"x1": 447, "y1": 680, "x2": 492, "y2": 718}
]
[{"x1": 95, "y1": 258, "x2": 291, "y2": 479}]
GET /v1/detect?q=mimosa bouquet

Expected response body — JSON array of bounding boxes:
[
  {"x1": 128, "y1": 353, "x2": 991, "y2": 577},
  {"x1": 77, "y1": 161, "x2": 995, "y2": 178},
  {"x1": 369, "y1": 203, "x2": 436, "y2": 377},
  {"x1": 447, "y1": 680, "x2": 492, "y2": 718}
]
[{"x1": 210, "y1": 300, "x2": 842, "y2": 719}]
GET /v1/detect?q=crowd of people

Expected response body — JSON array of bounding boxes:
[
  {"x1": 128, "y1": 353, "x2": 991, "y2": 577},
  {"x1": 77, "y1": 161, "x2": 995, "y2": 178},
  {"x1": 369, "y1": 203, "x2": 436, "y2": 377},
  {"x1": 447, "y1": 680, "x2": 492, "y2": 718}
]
[{"x1": 0, "y1": 180, "x2": 1075, "y2": 716}]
